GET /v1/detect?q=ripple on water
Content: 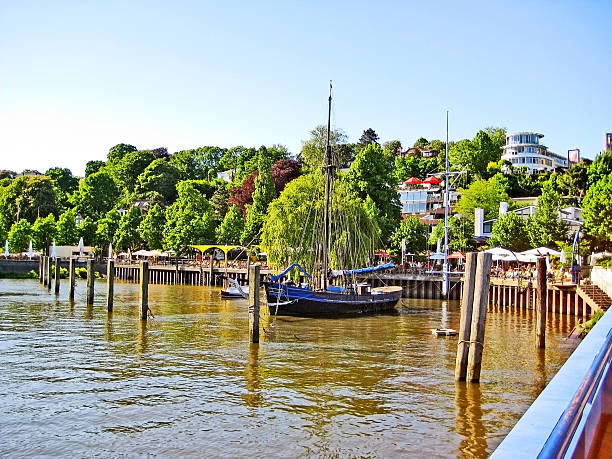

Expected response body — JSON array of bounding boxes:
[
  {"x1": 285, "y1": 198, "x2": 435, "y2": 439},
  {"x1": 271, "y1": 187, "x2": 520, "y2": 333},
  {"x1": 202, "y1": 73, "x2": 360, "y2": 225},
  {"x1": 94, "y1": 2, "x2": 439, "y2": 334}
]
[{"x1": 0, "y1": 279, "x2": 579, "y2": 457}]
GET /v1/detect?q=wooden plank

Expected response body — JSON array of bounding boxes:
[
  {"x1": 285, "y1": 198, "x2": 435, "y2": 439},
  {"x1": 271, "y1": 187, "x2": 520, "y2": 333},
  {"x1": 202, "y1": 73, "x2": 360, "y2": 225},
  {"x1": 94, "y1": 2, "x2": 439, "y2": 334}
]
[{"x1": 467, "y1": 252, "x2": 493, "y2": 382}]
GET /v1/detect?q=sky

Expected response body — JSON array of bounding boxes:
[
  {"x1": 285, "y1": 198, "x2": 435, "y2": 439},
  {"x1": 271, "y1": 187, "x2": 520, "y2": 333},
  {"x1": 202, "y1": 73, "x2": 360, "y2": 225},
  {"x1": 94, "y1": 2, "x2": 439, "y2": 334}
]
[{"x1": 1, "y1": 1, "x2": 611, "y2": 176}]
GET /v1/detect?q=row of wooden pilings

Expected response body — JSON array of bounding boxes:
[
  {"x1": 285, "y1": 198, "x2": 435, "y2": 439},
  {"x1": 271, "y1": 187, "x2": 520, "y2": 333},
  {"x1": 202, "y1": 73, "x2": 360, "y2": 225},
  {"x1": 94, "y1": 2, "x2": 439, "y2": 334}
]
[
  {"x1": 38, "y1": 256, "x2": 151, "y2": 320},
  {"x1": 455, "y1": 253, "x2": 549, "y2": 383},
  {"x1": 489, "y1": 281, "x2": 591, "y2": 317},
  {"x1": 38, "y1": 255, "x2": 263, "y2": 342}
]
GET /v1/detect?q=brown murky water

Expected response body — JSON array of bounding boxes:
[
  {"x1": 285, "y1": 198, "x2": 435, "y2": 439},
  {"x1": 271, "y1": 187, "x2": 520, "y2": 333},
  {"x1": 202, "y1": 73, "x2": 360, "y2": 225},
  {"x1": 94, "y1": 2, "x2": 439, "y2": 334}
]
[{"x1": 0, "y1": 278, "x2": 579, "y2": 457}]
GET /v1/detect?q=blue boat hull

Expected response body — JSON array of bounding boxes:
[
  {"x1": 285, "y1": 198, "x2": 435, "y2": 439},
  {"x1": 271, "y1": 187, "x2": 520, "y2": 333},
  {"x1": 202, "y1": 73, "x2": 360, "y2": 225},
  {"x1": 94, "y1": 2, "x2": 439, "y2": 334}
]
[{"x1": 265, "y1": 282, "x2": 402, "y2": 317}]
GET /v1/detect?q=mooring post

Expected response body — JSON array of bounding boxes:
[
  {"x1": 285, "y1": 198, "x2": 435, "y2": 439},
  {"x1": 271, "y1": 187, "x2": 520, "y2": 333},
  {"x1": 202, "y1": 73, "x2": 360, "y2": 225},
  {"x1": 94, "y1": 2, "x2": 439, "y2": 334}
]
[
  {"x1": 536, "y1": 256, "x2": 547, "y2": 348},
  {"x1": 455, "y1": 252, "x2": 478, "y2": 381},
  {"x1": 54, "y1": 257, "x2": 60, "y2": 294},
  {"x1": 39, "y1": 256, "x2": 44, "y2": 284},
  {"x1": 41, "y1": 256, "x2": 47, "y2": 285},
  {"x1": 86, "y1": 259, "x2": 95, "y2": 305},
  {"x1": 47, "y1": 256, "x2": 53, "y2": 291},
  {"x1": 68, "y1": 257, "x2": 76, "y2": 300},
  {"x1": 140, "y1": 260, "x2": 149, "y2": 320},
  {"x1": 248, "y1": 264, "x2": 260, "y2": 344},
  {"x1": 107, "y1": 259, "x2": 115, "y2": 312},
  {"x1": 467, "y1": 252, "x2": 493, "y2": 383}
]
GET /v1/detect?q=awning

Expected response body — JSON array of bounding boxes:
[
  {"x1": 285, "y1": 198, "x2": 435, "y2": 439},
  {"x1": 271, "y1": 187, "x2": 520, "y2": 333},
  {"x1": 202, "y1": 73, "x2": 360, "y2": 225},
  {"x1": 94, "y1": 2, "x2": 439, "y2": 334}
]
[
  {"x1": 337, "y1": 262, "x2": 395, "y2": 276},
  {"x1": 270, "y1": 263, "x2": 312, "y2": 281}
]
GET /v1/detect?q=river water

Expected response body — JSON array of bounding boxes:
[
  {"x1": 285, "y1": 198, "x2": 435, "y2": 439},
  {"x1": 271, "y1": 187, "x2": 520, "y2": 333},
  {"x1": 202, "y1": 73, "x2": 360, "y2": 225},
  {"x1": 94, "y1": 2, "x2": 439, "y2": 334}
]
[{"x1": 0, "y1": 278, "x2": 579, "y2": 458}]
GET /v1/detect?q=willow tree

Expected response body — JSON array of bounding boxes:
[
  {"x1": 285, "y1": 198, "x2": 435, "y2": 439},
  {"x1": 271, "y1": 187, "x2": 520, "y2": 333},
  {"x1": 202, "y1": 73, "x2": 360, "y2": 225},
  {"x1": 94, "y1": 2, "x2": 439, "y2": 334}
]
[{"x1": 261, "y1": 172, "x2": 380, "y2": 275}]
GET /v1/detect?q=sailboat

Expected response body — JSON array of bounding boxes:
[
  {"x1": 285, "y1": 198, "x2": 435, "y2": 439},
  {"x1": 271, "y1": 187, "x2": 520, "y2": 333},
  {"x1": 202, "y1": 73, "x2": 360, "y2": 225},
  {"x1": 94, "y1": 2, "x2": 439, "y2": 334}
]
[{"x1": 264, "y1": 83, "x2": 402, "y2": 316}]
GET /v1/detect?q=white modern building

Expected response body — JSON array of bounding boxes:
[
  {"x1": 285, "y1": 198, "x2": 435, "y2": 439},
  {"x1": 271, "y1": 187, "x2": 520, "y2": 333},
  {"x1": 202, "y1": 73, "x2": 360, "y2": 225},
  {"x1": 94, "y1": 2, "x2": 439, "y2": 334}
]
[{"x1": 502, "y1": 132, "x2": 569, "y2": 173}]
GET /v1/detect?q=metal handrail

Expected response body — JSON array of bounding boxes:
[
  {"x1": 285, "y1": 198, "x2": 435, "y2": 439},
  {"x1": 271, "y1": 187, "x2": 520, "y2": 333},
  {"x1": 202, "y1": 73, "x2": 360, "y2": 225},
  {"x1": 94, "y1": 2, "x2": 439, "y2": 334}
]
[{"x1": 538, "y1": 326, "x2": 612, "y2": 458}]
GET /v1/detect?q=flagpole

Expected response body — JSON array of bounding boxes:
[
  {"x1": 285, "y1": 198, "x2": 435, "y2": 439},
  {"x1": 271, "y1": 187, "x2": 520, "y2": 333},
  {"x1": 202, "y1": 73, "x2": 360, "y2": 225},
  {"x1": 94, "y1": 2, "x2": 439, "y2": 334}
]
[{"x1": 443, "y1": 110, "x2": 450, "y2": 297}]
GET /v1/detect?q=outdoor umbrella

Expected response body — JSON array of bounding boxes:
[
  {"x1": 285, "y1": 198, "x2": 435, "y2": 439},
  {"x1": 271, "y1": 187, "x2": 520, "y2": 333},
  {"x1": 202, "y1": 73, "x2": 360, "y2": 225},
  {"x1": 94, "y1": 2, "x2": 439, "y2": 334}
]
[
  {"x1": 50, "y1": 241, "x2": 56, "y2": 259},
  {"x1": 78, "y1": 237, "x2": 84, "y2": 257},
  {"x1": 423, "y1": 175, "x2": 442, "y2": 184},
  {"x1": 4, "y1": 240, "x2": 8, "y2": 258},
  {"x1": 404, "y1": 177, "x2": 423, "y2": 185},
  {"x1": 28, "y1": 240, "x2": 33, "y2": 259}
]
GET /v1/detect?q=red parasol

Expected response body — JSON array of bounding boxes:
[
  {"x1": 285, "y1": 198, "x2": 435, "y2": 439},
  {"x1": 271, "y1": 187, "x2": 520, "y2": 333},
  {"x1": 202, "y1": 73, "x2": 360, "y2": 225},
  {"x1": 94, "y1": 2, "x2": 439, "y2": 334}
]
[
  {"x1": 423, "y1": 175, "x2": 442, "y2": 184},
  {"x1": 404, "y1": 177, "x2": 423, "y2": 185},
  {"x1": 447, "y1": 251, "x2": 466, "y2": 259}
]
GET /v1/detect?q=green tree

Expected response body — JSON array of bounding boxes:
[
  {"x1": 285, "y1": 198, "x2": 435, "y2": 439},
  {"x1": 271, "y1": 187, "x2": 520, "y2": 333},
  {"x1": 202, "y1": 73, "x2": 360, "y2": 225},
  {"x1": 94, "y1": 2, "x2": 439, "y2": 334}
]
[
  {"x1": 300, "y1": 125, "x2": 351, "y2": 172},
  {"x1": 394, "y1": 155, "x2": 439, "y2": 184},
  {"x1": 56, "y1": 208, "x2": 79, "y2": 245},
  {"x1": 488, "y1": 212, "x2": 531, "y2": 251},
  {"x1": 558, "y1": 160, "x2": 591, "y2": 205},
  {"x1": 345, "y1": 143, "x2": 401, "y2": 241},
  {"x1": 0, "y1": 175, "x2": 57, "y2": 229},
  {"x1": 261, "y1": 173, "x2": 380, "y2": 273},
  {"x1": 414, "y1": 137, "x2": 429, "y2": 148},
  {"x1": 0, "y1": 221, "x2": 7, "y2": 247},
  {"x1": 114, "y1": 207, "x2": 143, "y2": 250},
  {"x1": 45, "y1": 167, "x2": 79, "y2": 211},
  {"x1": 455, "y1": 177, "x2": 509, "y2": 223},
  {"x1": 210, "y1": 185, "x2": 230, "y2": 224},
  {"x1": 527, "y1": 182, "x2": 567, "y2": 247},
  {"x1": 383, "y1": 140, "x2": 402, "y2": 156},
  {"x1": 8, "y1": 219, "x2": 33, "y2": 253},
  {"x1": 32, "y1": 214, "x2": 57, "y2": 251},
  {"x1": 216, "y1": 205, "x2": 244, "y2": 244},
  {"x1": 483, "y1": 127, "x2": 507, "y2": 151},
  {"x1": 449, "y1": 131, "x2": 501, "y2": 180},
  {"x1": 95, "y1": 210, "x2": 121, "y2": 251},
  {"x1": 587, "y1": 152, "x2": 612, "y2": 187},
  {"x1": 111, "y1": 150, "x2": 156, "y2": 192},
  {"x1": 135, "y1": 158, "x2": 181, "y2": 205},
  {"x1": 582, "y1": 172, "x2": 612, "y2": 251},
  {"x1": 170, "y1": 146, "x2": 226, "y2": 181},
  {"x1": 85, "y1": 160, "x2": 106, "y2": 177},
  {"x1": 163, "y1": 181, "x2": 215, "y2": 255},
  {"x1": 77, "y1": 216, "x2": 97, "y2": 247},
  {"x1": 71, "y1": 169, "x2": 119, "y2": 219},
  {"x1": 358, "y1": 128, "x2": 380, "y2": 148},
  {"x1": 138, "y1": 204, "x2": 166, "y2": 250},
  {"x1": 429, "y1": 216, "x2": 476, "y2": 253},
  {"x1": 390, "y1": 217, "x2": 427, "y2": 256},
  {"x1": 241, "y1": 149, "x2": 276, "y2": 244},
  {"x1": 107, "y1": 143, "x2": 137, "y2": 164}
]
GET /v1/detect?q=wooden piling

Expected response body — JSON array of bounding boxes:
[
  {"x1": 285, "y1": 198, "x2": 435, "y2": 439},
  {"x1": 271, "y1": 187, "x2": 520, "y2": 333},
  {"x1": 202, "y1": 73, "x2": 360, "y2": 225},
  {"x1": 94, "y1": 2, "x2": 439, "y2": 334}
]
[
  {"x1": 467, "y1": 252, "x2": 493, "y2": 383},
  {"x1": 68, "y1": 257, "x2": 76, "y2": 300},
  {"x1": 39, "y1": 256, "x2": 44, "y2": 283},
  {"x1": 54, "y1": 257, "x2": 60, "y2": 294},
  {"x1": 107, "y1": 259, "x2": 115, "y2": 312},
  {"x1": 140, "y1": 261, "x2": 149, "y2": 320},
  {"x1": 536, "y1": 257, "x2": 547, "y2": 348},
  {"x1": 208, "y1": 256, "x2": 214, "y2": 286},
  {"x1": 86, "y1": 259, "x2": 95, "y2": 305},
  {"x1": 47, "y1": 256, "x2": 52, "y2": 290},
  {"x1": 455, "y1": 252, "x2": 478, "y2": 381},
  {"x1": 248, "y1": 264, "x2": 260, "y2": 344}
]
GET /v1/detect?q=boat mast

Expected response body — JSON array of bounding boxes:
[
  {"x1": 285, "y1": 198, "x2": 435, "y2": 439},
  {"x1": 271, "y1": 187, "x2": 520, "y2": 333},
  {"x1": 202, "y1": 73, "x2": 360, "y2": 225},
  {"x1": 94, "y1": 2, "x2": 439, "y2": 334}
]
[
  {"x1": 321, "y1": 81, "x2": 333, "y2": 290},
  {"x1": 442, "y1": 110, "x2": 450, "y2": 297}
]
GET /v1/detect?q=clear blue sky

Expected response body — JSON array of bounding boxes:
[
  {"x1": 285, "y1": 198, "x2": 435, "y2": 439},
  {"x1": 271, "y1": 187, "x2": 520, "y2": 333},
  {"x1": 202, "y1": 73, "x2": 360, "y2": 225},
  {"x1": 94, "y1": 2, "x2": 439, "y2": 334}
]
[{"x1": 1, "y1": 1, "x2": 610, "y2": 176}]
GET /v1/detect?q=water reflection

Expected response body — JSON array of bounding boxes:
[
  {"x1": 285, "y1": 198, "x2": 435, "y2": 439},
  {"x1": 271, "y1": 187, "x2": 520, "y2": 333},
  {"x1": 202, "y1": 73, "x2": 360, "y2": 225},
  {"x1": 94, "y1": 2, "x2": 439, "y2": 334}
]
[
  {"x1": 455, "y1": 382, "x2": 487, "y2": 458},
  {"x1": 243, "y1": 343, "x2": 263, "y2": 407},
  {"x1": 0, "y1": 279, "x2": 580, "y2": 458}
]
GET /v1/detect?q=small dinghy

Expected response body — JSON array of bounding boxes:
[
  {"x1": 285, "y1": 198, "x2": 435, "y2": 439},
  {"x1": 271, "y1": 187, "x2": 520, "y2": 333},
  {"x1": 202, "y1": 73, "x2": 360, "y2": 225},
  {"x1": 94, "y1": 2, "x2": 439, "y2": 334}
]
[
  {"x1": 221, "y1": 278, "x2": 249, "y2": 299},
  {"x1": 431, "y1": 328, "x2": 458, "y2": 337}
]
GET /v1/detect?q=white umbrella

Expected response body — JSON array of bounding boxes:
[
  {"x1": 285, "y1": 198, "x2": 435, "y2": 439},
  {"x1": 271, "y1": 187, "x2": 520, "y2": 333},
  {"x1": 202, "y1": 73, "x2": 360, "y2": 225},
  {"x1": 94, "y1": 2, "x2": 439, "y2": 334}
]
[
  {"x1": 4, "y1": 240, "x2": 8, "y2": 258},
  {"x1": 429, "y1": 252, "x2": 445, "y2": 260},
  {"x1": 28, "y1": 240, "x2": 33, "y2": 259},
  {"x1": 78, "y1": 237, "x2": 84, "y2": 257},
  {"x1": 108, "y1": 243, "x2": 113, "y2": 259},
  {"x1": 560, "y1": 250, "x2": 567, "y2": 265},
  {"x1": 484, "y1": 247, "x2": 526, "y2": 262},
  {"x1": 50, "y1": 241, "x2": 56, "y2": 259},
  {"x1": 521, "y1": 247, "x2": 561, "y2": 257}
]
